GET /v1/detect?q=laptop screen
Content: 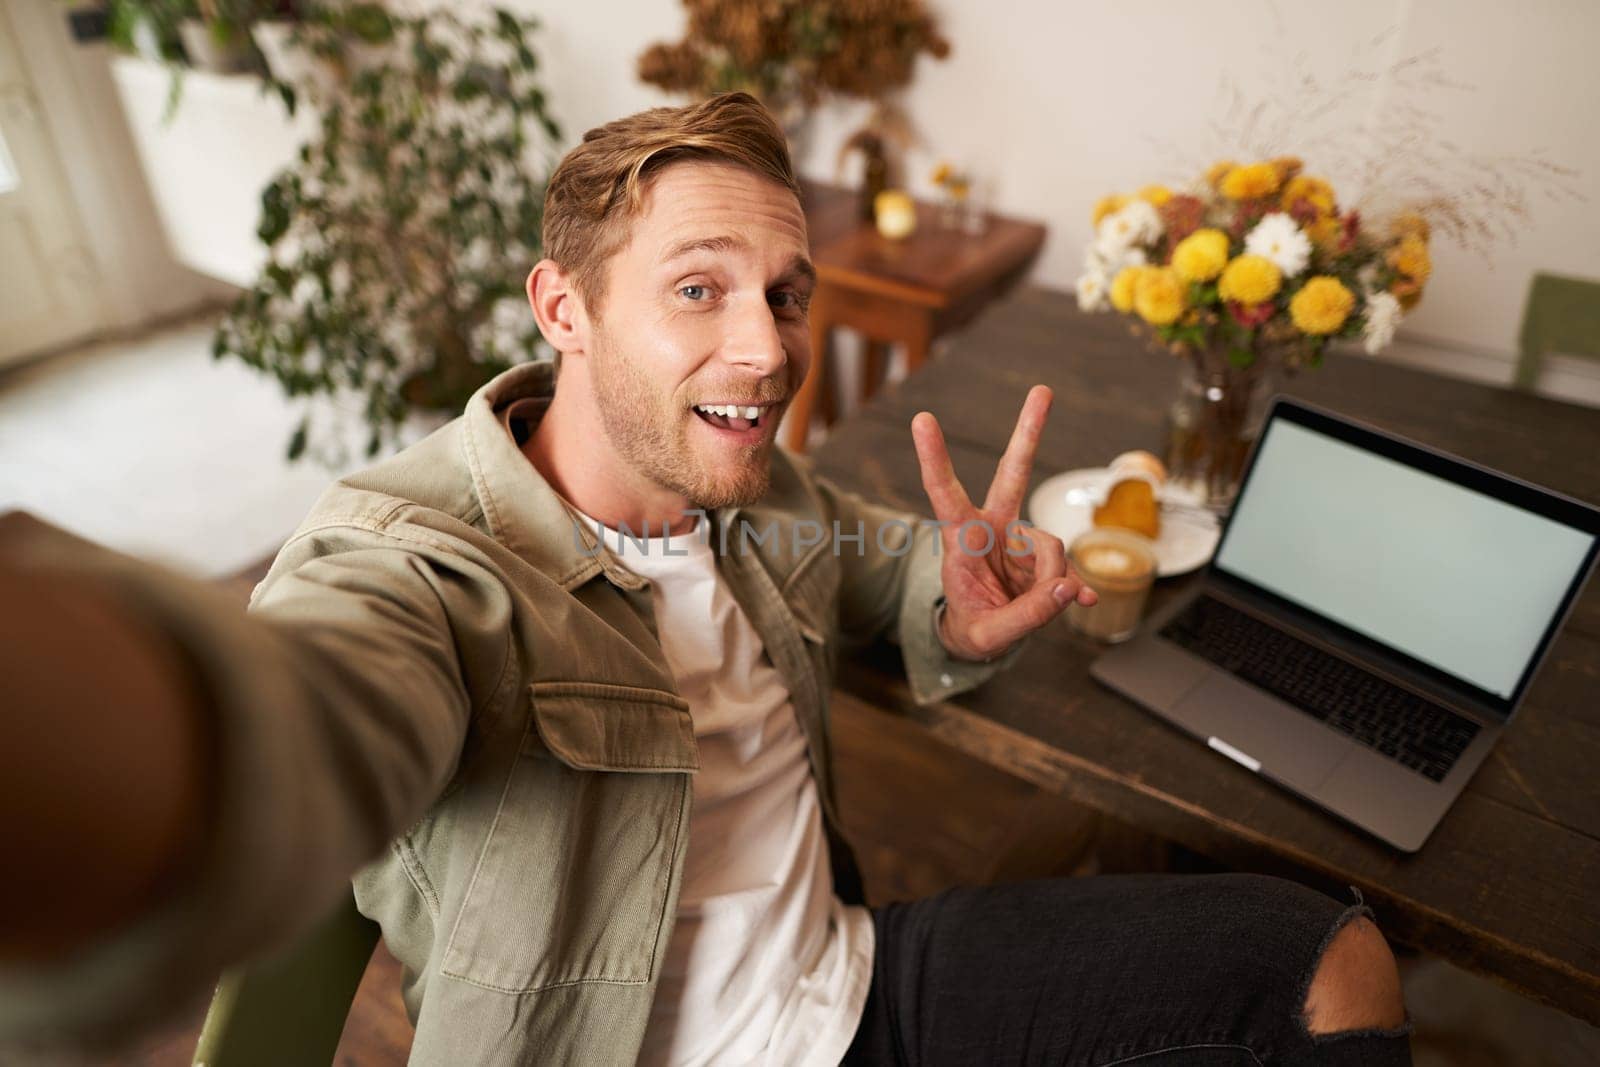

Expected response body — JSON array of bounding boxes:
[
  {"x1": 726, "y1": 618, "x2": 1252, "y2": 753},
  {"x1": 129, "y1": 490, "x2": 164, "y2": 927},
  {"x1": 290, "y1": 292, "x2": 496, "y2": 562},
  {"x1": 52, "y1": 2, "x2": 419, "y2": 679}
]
[{"x1": 1214, "y1": 417, "x2": 1597, "y2": 701}]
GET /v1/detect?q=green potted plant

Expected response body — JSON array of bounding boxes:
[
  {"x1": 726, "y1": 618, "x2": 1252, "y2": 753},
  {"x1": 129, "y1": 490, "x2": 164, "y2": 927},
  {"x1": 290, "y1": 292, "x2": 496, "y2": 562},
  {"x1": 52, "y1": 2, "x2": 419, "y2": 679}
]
[
  {"x1": 175, "y1": 0, "x2": 272, "y2": 74},
  {"x1": 101, "y1": 0, "x2": 281, "y2": 119},
  {"x1": 250, "y1": 0, "x2": 382, "y2": 94},
  {"x1": 212, "y1": 5, "x2": 562, "y2": 463},
  {"x1": 104, "y1": 0, "x2": 191, "y2": 63}
]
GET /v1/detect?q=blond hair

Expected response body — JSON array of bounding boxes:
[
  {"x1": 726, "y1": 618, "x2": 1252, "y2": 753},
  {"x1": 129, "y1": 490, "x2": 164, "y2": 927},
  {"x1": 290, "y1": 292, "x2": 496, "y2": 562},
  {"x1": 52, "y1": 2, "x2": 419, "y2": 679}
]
[{"x1": 541, "y1": 92, "x2": 799, "y2": 317}]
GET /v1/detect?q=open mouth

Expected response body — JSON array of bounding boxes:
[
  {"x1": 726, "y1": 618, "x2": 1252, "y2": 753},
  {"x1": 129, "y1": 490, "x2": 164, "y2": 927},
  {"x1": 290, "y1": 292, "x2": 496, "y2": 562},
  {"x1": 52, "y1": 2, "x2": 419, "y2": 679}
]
[{"x1": 692, "y1": 402, "x2": 775, "y2": 434}]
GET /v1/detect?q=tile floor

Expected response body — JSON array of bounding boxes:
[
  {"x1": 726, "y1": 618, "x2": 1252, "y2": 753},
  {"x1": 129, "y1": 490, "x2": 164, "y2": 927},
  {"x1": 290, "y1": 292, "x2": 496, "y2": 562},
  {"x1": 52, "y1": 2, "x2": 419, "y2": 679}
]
[{"x1": 3, "y1": 313, "x2": 382, "y2": 577}]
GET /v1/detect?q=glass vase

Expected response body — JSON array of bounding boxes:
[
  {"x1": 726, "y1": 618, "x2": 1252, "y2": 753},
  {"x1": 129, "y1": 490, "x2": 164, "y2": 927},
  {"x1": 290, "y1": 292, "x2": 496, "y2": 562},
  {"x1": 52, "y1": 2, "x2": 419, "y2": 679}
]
[{"x1": 1161, "y1": 349, "x2": 1276, "y2": 515}]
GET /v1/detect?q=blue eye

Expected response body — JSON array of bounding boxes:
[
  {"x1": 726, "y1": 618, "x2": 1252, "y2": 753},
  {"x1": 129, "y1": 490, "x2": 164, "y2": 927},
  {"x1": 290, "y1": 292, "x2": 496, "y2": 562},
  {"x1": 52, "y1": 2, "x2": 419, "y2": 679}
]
[
  {"x1": 680, "y1": 285, "x2": 708, "y2": 301},
  {"x1": 769, "y1": 290, "x2": 805, "y2": 312}
]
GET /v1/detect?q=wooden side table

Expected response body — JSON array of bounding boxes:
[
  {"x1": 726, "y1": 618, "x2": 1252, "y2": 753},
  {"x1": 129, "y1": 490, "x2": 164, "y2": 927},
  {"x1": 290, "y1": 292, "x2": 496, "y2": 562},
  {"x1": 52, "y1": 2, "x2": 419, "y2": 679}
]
[{"x1": 784, "y1": 181, "x2": 1047, "y2": 452}]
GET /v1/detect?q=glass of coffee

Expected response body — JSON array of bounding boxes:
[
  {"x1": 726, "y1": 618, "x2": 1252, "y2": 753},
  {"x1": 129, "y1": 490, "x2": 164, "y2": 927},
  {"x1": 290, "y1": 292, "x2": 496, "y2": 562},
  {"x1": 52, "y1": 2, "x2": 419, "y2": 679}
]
[{"x1": 1066, "y1": 528, "x2": 1158, "y2": 643}]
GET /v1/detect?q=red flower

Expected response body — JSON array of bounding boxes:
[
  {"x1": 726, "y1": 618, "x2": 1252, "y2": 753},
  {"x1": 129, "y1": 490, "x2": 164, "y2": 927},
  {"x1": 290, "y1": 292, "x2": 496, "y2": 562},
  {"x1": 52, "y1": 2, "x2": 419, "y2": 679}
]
[
  {"x1": 1228, "y1": 300, "x2": 1275, "y2": 328},
  {"x1": 1339, "y1": 210, "x2": 1362, "y2": 253},
  {"x1": 1230, "y1": 200, "x2": 1270, "y2": 239},
  {"x1": 1285, "y1": 198, "x2": 1321, "y2": 226},
  {"x1": 1161, "y1": 194, "x2": 1206, "y2": 244}
]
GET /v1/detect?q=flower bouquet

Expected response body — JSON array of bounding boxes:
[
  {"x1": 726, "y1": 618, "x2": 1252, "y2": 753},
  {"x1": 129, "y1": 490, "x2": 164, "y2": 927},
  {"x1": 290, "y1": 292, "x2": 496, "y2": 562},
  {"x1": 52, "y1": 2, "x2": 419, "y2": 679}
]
[{"x1": 1075, "y1": 158, "x2": 1432, "y2": 510}]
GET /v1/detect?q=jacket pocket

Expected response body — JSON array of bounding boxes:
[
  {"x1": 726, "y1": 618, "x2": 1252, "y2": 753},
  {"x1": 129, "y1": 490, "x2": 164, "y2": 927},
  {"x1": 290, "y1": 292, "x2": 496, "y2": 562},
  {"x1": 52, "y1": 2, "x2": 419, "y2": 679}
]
[
  {"x1": 439, "y1": 683, "x2": 694, "y2": 994},
  {"x1": 525, "y1": 680, "x2": 698, "y2": 772}
]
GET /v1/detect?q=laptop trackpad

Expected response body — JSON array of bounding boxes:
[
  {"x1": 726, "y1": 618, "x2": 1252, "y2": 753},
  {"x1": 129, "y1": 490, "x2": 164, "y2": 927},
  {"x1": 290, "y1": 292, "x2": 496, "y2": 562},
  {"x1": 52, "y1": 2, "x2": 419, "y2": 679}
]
[{"x1": 1170, "y1": 672, "x2": 1350, "y2": 789}]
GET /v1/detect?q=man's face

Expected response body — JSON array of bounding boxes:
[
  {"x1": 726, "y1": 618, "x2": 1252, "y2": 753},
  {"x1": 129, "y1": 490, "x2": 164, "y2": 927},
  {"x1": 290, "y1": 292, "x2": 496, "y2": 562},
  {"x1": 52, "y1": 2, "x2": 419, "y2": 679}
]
[{"x1": 582, "y1": 161, "x2": 815, "y2": 510}]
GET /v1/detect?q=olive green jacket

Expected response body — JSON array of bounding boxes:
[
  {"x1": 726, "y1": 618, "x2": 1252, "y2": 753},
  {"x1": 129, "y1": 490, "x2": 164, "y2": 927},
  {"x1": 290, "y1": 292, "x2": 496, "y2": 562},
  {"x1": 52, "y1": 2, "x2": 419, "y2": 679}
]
[{"x1": 0, "y1": 360, "x2": 1013, "y2": 1065}]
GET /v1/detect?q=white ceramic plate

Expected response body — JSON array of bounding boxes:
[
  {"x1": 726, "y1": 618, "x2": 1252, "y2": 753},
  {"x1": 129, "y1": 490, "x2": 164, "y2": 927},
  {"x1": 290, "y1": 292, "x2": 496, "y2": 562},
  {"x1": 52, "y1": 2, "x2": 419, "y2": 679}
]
[{"x1": 1027, "y1": 467, "x2": 1221, "y2": 578}]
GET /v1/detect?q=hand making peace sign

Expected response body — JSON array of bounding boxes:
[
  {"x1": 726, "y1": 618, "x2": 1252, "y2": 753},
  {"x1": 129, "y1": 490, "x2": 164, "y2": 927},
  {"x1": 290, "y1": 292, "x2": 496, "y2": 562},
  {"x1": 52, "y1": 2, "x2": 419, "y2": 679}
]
[{"x1": 912, "y1": 385, "x2": 1098, "y2": 662}]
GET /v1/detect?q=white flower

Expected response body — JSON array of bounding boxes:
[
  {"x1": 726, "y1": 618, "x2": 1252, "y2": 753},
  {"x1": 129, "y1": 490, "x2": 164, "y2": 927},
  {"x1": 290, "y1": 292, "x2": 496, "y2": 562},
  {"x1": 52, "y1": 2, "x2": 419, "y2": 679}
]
[
  {"x1": 1362, "y1": 292, "x2": 1402, "y2": 354},
  {"x1": 1094, "y1": 199, "x2": 1163, "y2": 259},
  {"x1": 1126, "y1": 200, "x2": 1164, "y2": 242},
  {"x1": 1244, "y1": 212, "x2": 1313, "y2": 277},
  {"x1": 1084, "y1": 241, "x2": 1146, "y2": 286},
  {"x1": 1080, "y1": 239, "x2": 1144, "y2": 310},
  {"x1": 1356, "y1": 262, "x2": 1382, "y2": 296},
  {"x1": 1076, "y1": 270, "x2": 1109, "y2": 312}
]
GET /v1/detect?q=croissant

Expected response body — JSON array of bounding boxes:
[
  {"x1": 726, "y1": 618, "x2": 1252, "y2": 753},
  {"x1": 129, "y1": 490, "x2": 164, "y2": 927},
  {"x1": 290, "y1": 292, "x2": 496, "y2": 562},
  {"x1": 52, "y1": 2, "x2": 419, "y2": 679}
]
[{"x1": 1092, "y1": 451, "x2": 1166, "y2": 540}]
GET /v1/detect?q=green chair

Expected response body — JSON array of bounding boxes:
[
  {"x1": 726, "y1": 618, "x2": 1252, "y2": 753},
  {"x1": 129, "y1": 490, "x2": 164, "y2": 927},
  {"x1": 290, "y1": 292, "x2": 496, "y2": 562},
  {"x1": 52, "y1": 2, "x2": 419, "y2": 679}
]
[
  {"x1": 1514, "y1": 272, "x2": 1600, "y2": 390},
  {"x1": 191, "y1": 888, "x2": 382, "y2": 1067}
]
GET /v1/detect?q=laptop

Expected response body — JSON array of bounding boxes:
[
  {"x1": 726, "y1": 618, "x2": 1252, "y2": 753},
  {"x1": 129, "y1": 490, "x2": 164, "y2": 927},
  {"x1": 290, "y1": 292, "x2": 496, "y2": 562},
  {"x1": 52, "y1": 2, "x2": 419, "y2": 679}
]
[{"x1": 1091, "y1": 397, "x2": 1600, "y2": 852}]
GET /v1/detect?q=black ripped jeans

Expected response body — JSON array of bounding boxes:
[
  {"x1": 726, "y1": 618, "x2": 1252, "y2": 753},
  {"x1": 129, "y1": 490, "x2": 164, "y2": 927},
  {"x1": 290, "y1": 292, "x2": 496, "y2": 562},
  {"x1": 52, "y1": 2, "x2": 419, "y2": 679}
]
[{"x1": 843, "y1": 873, "x2": 1414, "y2": 1066}]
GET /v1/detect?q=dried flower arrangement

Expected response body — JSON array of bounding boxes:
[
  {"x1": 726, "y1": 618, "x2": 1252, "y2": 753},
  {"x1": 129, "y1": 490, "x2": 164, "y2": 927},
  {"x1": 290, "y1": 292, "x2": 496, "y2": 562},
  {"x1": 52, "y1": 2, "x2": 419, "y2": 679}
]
[{"x1": 637, "y1": 0, "x2": 949, "y2": 122}]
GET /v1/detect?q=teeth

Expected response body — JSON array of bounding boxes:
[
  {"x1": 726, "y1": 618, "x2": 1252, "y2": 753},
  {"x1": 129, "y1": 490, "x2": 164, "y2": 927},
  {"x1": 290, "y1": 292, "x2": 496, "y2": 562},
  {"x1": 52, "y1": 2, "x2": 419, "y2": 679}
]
[{"x1": 695, "y1": 403, "x2": 763, "y2": 420}]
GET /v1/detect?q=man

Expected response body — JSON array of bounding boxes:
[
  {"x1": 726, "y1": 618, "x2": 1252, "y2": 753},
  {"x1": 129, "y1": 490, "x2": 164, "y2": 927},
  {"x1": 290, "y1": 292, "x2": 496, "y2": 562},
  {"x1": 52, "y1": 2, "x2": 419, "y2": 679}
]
[{"x1": 0, "y1": 94, "x2": 1412, "y2": 1065}]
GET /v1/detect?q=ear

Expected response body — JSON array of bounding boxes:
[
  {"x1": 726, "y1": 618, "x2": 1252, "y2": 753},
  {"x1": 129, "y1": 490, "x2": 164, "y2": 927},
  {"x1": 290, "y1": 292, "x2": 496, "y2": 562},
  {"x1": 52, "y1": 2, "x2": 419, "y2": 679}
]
[{"x1": 526, "y1": 259, "x2": 591, "y2": 358}]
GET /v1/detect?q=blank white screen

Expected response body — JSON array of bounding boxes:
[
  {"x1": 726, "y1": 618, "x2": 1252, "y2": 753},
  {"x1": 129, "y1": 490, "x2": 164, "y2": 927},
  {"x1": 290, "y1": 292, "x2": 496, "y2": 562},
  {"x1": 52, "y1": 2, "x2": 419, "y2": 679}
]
[{"x1": 1216, "y1": 420, "x2": 1594, "y2": 698}]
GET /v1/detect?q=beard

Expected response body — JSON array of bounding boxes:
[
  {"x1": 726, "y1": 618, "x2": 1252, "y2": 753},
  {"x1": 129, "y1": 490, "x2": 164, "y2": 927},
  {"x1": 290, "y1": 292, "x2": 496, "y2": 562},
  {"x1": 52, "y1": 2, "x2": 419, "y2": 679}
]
[{"x1": 587, "y1": 329, "x2": 785, "y2": 510}]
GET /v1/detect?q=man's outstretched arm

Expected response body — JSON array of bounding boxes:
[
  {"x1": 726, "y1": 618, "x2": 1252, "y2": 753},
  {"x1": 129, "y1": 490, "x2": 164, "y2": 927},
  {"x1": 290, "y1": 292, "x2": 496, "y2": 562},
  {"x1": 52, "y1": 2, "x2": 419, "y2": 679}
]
[
  {"x1": 0, "y1": 510, "x2": 507, "y2": 1052},
  {"x1": 0, "y1": 558, "x2": 215, "y2": 964}
]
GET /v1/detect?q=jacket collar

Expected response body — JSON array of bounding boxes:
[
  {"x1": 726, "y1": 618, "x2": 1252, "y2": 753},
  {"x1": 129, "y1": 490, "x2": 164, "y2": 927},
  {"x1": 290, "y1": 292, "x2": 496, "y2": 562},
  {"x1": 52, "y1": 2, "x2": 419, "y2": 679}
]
[{"x1": 460, "y1": 361, "x2": 649, "y2": 593}]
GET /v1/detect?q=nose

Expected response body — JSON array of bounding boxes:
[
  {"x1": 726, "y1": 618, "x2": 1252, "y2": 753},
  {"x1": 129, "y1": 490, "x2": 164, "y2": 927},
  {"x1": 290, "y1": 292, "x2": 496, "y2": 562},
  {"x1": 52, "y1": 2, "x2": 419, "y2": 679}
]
[{"x1": 722, "y1": 294, "x2": 789, "y2": 379}]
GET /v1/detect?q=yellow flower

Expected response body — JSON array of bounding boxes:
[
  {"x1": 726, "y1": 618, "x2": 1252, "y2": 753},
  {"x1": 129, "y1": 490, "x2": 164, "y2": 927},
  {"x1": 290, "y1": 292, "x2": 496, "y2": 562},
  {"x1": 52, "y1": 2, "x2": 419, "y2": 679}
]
[
  {"x1": 1134, "y1": 267, "x2": 1186, "y2": 326},
  {"x1": 1289, "y1": 276, "x2": 1356, "y2": 334},
  {"x1": 1281, "y1": 175, "x2": 1336, "y2": 216},
  {"x1": 1388, "y1": 234, "x2": 1432, "y2": 282},
  {"x1": 1270, "y1": 156, "x2": 1304, "y2": 182},
  {"x1": 1205, "y1": 160, "x2": 1237, "y2": 189},
  {"x1": 1092, "y1": 194, "x2": 1129, "y2": 226},
  {"x1": 1391, "y1": 212, "x2": 1431, "y2": 242},
  {"x1": 1109, "y1": 265, "x2": 1147, "y2": 313},
  {"x1": 1137, "y1": 184, "x2": 1173, "y2": 207},
  {"x1": 1220, "y1": 162, "x2": 1281, "y2": 200},
  {"x1": 1391, "y1": 275, "x2": 1425, "y2": 310},
  {"x1": 1217, "y1": 254, "x2": 1282, "y2": 305},
  {"x1": 1307, "y1": 214, "x2": 1342, "y2": 250},
  {"x1": 1170, "y1": 228, "x2": 1230, "y2": 283}
]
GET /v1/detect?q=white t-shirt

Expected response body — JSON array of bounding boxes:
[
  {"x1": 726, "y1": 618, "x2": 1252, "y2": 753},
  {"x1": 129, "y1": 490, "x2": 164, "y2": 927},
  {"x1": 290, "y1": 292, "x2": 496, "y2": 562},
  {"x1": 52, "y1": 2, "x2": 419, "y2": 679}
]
[{"x1": 574, "y1": 511, "x2": 874, "y2": 1067}]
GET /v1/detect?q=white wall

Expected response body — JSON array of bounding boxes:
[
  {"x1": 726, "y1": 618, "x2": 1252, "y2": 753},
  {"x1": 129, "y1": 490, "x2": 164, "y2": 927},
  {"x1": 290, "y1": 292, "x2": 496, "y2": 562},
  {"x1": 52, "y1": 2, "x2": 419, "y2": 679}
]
[
  {"x1": 7, "y1": 1, "x2": 235, "y2": 336},
  {"x1": 497, "y1": 0, "x2": 1598, "y2": 373}
]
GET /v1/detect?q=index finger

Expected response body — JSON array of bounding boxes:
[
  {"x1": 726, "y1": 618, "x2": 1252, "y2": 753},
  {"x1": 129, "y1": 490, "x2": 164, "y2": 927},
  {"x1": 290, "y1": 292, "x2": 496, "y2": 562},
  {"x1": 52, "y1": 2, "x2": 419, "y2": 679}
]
[
  {"x1": 911, "y1": 411, "x2": 973, "y2": 522},
  {"x1": 983, "y1": 385, "x2": 1053, "y2": 516}
]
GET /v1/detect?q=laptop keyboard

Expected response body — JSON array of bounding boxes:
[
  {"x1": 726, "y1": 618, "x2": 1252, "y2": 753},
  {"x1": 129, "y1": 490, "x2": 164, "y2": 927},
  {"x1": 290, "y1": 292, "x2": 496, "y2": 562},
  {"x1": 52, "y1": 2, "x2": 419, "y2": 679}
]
[{"x1": 1160, "y1": 595, "x2": 1480, "y2": 782}]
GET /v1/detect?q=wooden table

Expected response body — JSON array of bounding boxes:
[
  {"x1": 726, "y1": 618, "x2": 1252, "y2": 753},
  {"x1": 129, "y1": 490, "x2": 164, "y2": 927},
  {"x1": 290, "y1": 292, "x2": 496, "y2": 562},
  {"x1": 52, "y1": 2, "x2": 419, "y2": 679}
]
[
  {"x1": 784, "y1": 182, "x2": 1047, "y2": 452},
  {"x1": 809, "y1": 285, "x2": 1600, "y2": 1025}
]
